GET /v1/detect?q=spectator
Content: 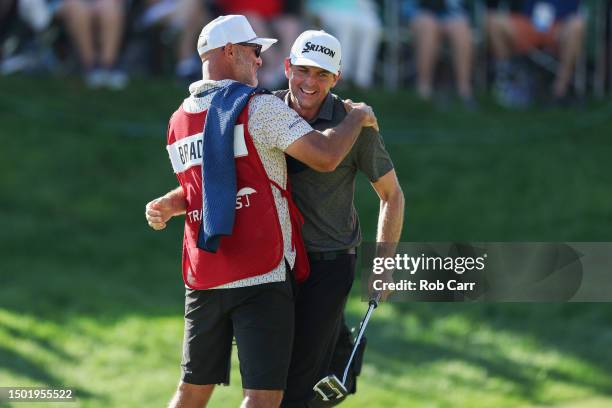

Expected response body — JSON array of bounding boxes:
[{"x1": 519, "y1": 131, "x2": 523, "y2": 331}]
[
  {"x1": 486, "y1": 0, "x2": 585, "y2": 101},
  {"x1": 212, "y1": 0, "x2": 304, "y2": 88},
  {"x1": 1, "y1": 0, "x2": 55, "y2": 74},
  {"x1": 0, "y1": 0, "x2": 14, "y2": 20},
  {"x1": 18, "y1": 0, "x2": 53, "y2": 32},
  {"x1": 401, "y1": 0, "x2": 475, "y2": 103},
  {"x1": 56, "y1": 0, "x2": 129, "y2": 89},
  {"x1": 306, "y1": 0, "x2": 382, "y2": 89},
  {"x1": 0, "y1": 1, "x2": 17, "y2": 41},
  {"x1": 136, "y1": 0, "x2": 209, "y2": 81}
]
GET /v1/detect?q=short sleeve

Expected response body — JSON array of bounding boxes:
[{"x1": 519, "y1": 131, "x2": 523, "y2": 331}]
[
  {"x1": 248, "y1": 94, "x2": 313, "y2": 151},
  {"x1": 355, "y1": 127, "x2": 395, "y2": 183}
]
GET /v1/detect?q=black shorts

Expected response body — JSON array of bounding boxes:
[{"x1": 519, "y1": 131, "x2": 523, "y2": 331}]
[{"x1": 181, "y1": 274, "x2": 295, "y2": 390}]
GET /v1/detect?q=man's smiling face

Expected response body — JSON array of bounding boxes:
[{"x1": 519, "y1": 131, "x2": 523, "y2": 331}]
[{"x1": 285, "y1": 59, "x2": 339, "y2": 119}]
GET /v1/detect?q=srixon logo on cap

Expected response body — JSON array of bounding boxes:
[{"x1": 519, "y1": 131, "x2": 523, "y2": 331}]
[{"x1": 302, "y1": 41, "x2": 336, "y2": 58}]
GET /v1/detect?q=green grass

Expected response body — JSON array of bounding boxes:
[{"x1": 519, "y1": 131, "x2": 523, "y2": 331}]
[{"x1": 1, "y1": 75, "x2": 611, "y2": 407}]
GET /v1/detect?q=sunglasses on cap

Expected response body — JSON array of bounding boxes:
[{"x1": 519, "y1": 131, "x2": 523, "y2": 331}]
[{"x1": 236, "y1": 42, "x2": 262, "y2": 58}]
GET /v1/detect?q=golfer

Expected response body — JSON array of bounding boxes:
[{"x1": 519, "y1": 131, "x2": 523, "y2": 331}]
[
  {"x1": 145, "y1": 15, "x2": 378, "y2": 408},
  {"x1": 277, "y1": 31, "x2": 405, "y2": 407}
]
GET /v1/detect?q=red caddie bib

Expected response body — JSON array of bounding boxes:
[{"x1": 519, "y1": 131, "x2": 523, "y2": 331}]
[{"x1": 166, "y1": 100, "x2": 308, "y2": 289}]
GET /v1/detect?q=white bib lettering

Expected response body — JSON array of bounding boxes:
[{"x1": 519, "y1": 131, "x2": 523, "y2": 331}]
[{"x1": 167, "y1": 124, "x2": 248, "y2": 173}]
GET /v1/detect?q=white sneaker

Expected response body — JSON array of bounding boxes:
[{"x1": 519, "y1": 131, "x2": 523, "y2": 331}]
[
  {"x1": 104, "y1": 69, "x2": 128, "y2": 90},
  {"x1": 85, "y1": 68, "x2": 106, "y2": 89}
]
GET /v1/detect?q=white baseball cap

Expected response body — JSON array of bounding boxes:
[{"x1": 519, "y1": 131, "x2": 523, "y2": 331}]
[
  {"x1": 290, "y1": 30, "x2": 341, "y2": 75},
  {"x1": 197, "y1": 15, "x2": 277, "y2": 55}
]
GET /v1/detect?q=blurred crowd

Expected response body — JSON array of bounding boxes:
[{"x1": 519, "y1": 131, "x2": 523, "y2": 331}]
[{"x1": 1, "y1": 0, "x2": 610, "y2": 107}]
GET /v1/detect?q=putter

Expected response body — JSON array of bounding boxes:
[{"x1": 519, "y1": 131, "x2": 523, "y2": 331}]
[{"x1": 313, "y1": 292, "x2": 381, "y2": 401}]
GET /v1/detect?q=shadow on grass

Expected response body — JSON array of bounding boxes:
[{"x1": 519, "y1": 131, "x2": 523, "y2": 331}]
[
  {"x1": 2, "y1": 75, "x2": 612, "y2": 405},
  {"x1": 1, "y1": 326, "x2": 74, "y2": 363},
  {"x1": 344, "y1": 302, "x2": 612, "y2": 404},
  {"x1": 3, "y1": 240, "x2": 612, "y2": 404},
  {"x1": 0, "y1": 346, "x2": 94, "y2": 401}
]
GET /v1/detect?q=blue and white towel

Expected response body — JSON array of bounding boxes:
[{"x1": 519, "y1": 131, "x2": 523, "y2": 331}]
[{"x1": 197, "y1": 82, "x2": 256, "y2": 252}]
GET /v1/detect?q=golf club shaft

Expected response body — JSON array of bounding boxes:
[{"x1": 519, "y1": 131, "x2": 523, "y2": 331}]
[{"x1": 341, "y1": 301, "x2": 376, "y2": 385}]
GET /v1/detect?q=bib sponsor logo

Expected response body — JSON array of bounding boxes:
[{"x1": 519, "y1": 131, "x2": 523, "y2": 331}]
[
  {"x1": 301, "y1": 41, "x2": 336, "y2": 58},
  {"x1": 167, "y1": 124, "x2": 248, "y2": 173},
  {"x1": 236, "y1": 187, "x2": 256, "y2": 210},
  {"x1": 186, "y1": 186, "x2": 257, "y2": 223}
]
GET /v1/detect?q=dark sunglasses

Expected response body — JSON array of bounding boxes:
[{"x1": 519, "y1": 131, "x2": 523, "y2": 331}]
[{"x1": 236, "y1": 42, "x2": 262, "y2": 58}]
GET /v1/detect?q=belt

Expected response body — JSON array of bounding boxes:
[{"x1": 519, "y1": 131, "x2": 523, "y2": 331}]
[{"x1": 307, "y1": 248, "x2": 356, "y2": 261}]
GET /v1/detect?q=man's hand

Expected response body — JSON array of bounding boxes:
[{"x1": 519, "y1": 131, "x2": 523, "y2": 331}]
[
  {"x1": 368, "y1": 270, "x2": 394, "y2": 302},
  {"x1": 145, "y1": 196, "x2": 177, "y2": 230},
  {"x1": 343, "y1": 99, "x2": 379, "y2": 132},
  {"x1": 145, "y1": 187, "x2": 187, "y2": 230},
  {"x1": 343, "y1": 98, "x2": 356, "y2": 113}
]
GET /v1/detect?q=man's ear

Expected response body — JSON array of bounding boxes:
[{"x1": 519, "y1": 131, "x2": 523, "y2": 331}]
[
  {"x1": 284, "y1": 58, "x2": 291, "y2": 79},
  {"x1": 331, "y1": 71, "x2": 341, "y2": 88},
  {"x1": 223, "y1": 43, "x2": 235, "y2": 59}
]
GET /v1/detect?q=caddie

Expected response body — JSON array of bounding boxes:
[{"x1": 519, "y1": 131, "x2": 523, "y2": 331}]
[{"x1": 144, "y1": 15, "x2": 379, "y2": 408}]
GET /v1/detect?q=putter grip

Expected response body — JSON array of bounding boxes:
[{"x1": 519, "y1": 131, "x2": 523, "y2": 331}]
[{"x1": 369, "y1": 291, "x2": 382, "y2": 307}]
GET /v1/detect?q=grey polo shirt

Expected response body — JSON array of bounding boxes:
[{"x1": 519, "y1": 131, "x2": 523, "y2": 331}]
[{"x1": 273, "y1": 90, "x2": 394, "y2": 252}]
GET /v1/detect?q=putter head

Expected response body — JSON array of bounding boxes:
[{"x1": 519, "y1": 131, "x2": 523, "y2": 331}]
[{"x1": 313, "y1": 375, "x2": 348, "y2": 401}]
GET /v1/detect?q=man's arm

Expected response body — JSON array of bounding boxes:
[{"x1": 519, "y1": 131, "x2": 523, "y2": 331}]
[
  {"x1": 284, "y1": 102, "x2": 378, "y2": 172},
  {"x1": 145, "y1": 186, "x2": 186, "y2": 230},
  {"x1": 373, "y1": 169, "x2": 404, "y2": 244},
  {"x1": 370, "y1": 169, "x2": 405, "y2": 300}
]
